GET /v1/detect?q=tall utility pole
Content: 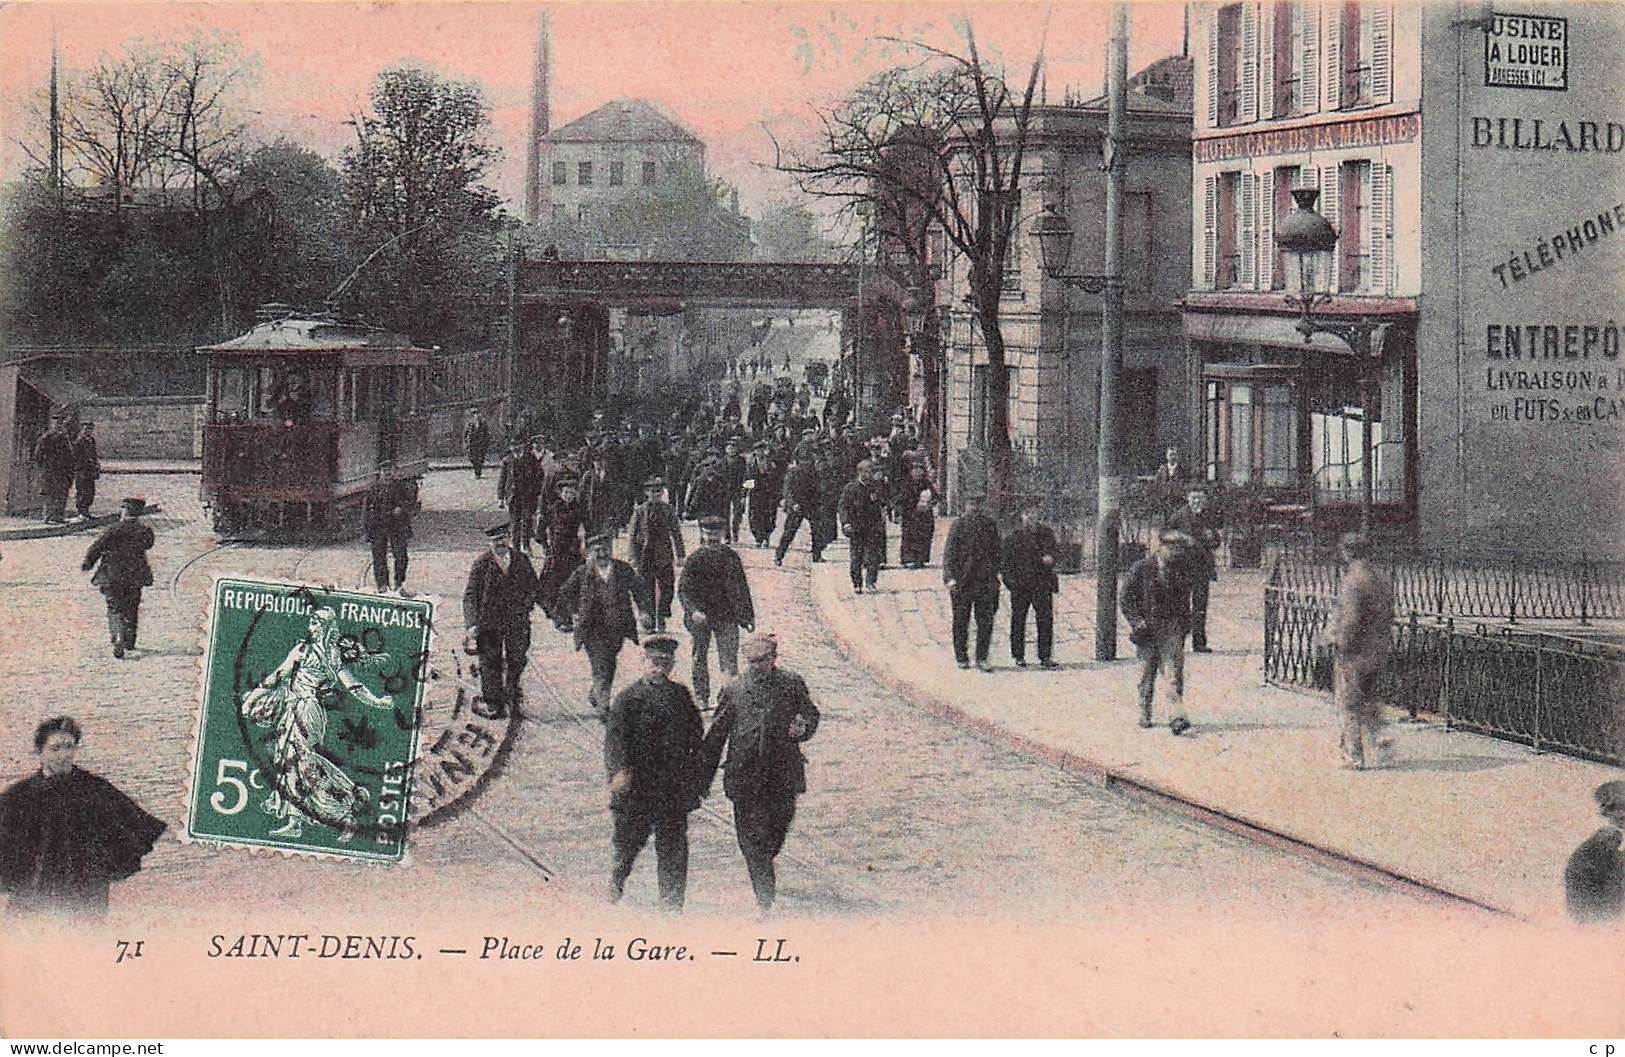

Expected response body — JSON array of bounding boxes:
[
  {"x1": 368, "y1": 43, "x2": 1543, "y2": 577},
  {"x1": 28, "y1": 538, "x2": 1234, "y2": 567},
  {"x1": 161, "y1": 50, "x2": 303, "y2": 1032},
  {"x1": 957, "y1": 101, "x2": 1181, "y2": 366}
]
[
  {"x1": 524, "y1": 8, "x2": 552, "y2": 224},
  {"x1": 49, "y1": 20, "x2": 62, "y2": 204},
  {"x1": 1094, "y1": 2, "x2": 1130, "y2": 661}
]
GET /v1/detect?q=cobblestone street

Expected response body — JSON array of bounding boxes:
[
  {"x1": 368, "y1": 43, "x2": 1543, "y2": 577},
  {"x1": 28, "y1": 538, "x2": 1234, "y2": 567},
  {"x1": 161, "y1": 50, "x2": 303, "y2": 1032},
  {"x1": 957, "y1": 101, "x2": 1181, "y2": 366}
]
[{"x1": 0, "y1": 470, "x2": 1480, "y2": 925}]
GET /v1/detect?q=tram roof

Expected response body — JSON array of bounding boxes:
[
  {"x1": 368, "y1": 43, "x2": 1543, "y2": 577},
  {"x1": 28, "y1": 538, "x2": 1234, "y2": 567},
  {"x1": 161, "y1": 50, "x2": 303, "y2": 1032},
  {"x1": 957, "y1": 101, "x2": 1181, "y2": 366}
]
[{"x1": 197, "y1": 315, "x2": 431, "y2": 366}]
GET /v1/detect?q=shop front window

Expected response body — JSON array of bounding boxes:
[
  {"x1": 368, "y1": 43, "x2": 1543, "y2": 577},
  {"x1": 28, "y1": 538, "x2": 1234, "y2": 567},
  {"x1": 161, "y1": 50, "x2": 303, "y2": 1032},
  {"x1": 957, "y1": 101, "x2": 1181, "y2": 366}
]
[{"x1": 1205, "y1": 374, "x2": 1297, "y2": 487}]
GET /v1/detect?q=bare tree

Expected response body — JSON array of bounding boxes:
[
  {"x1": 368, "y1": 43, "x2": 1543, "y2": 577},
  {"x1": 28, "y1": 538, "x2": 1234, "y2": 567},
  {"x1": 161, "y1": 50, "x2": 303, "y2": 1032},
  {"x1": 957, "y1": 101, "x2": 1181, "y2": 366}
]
[{"x1": 776, "y1": 20, "x2": 1044, "y2": 503}]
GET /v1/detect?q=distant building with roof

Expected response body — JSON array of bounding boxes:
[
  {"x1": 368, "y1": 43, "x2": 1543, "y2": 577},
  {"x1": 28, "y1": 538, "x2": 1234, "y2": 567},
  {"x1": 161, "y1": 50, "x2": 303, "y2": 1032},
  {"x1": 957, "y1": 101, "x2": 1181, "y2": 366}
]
[{"x1": 535, "y1": 98, "x2": 709, "y2": 228}]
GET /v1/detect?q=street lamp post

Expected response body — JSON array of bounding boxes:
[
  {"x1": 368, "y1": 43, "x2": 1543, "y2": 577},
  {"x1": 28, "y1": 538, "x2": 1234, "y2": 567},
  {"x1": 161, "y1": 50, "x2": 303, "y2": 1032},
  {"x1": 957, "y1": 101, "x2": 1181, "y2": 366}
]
[
  {"x1": 1275, "y1": 187, "x2": 1382, "y2": 536},
  {"x1": 1034, "y1": 203, "x2": 1125, "y2": 661}
]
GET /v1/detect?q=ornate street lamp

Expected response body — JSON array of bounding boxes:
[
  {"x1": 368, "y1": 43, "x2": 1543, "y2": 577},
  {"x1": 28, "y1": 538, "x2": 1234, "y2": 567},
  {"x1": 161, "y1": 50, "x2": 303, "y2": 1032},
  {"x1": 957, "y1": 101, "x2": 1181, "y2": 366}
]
[
  {"x1": 1033, "y1": 205, "x2": 1118, "y2": 294},
  {"x1": 1274, "y1": 187, "x2": 1381, "y2": 534}
]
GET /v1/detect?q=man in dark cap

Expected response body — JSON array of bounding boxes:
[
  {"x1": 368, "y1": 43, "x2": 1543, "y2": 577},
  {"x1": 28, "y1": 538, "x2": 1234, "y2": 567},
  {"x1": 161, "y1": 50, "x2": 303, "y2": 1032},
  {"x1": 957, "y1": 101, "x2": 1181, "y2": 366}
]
[
  {"x1": 697, "y1": 632, "x2": 820, "y2": 913},
  {"x1": 684, "y1": 453, "x2": 730, "y2": 525},
  {"x1": 1003, "y1": 498, "x2": 1060, "y2": 669},
  {"x1": 498, "y1": 438, "x2": 543, "y2": 550},
  {"x1": 677, "y1": 516, "x2": 755, "y2": 707},
  {"x1": 1120, "y1": 531, "x2": 1195, "y2": 735},
  {"x1": 81, "y1": 496, "x2": 154, "y2": 658},
  {"x1": 1565, "y1": 780, "x2": 1625, "y2": 923},
  {"x1": 811, "y1": 449, "x2": 841, "y2": 563},
  {"x1": 71, "y1": 421, "x2": 100, "y2": 521},
  {"x1": 722, "y1": 438, "x2": 748, "y2": 544},
  {"x1": 462, "y1": 524, "x2": 542, "y2": 719},
  {"x1": 943, "y1": 492, "x2": 1002, "y2": 671},
  {"x1": 838, "y1": 460, "x2": 887, "y2": 594},
  {"x1": 32, "y1": 414, "x2": 75, "y2": 524},
  {"x1": 897, "y1": 459, "x2": 938, "y2": 569},
  {"x1": 628, "y1": 476, "x2": 686, "y2": 631},
  {"x1": 664, "y1": 433, "x2": 692, "y2": 518},
  {"x1": 773, "y1": 451, "x2": 819, "y2": 567},
  {"x1": 364, "y1": 472, "x2": 419, "y2": 595},
  {"x1": 538, "y1": 474, "x2": 586, "y2": 621},
  {"x1": 746, "y1": 441, "x2": 782, "y2": 547},
  {"x1": 558, "y1": 531, "x2": 654, "y2": 715},
  {"x1": 605, "y1": 632, "x2": 705, "y2": 910}
]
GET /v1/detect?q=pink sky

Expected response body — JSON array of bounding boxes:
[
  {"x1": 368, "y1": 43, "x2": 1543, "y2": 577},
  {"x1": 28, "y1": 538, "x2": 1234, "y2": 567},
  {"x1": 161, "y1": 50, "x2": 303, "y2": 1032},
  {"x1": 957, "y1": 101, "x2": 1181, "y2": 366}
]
[{"x1": 0, "y1": 1, "x2": 1187, "y2": 213}]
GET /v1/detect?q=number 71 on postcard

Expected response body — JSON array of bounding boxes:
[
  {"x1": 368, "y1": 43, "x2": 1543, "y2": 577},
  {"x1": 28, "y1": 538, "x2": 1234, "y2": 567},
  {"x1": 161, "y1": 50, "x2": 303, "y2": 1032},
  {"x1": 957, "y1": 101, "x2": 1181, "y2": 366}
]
[{"x1": 186, "y1": 578, "x2": 433, "y2": 862}]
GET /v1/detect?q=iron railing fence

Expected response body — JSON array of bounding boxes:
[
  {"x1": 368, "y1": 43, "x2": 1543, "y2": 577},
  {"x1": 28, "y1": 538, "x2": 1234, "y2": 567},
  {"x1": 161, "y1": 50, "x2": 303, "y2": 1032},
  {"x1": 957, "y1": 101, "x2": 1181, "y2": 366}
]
[
  {"x1": 1263, "y1": 586, "x2": 1625, "y2": 766},
  {"x1": 1268, "y1": 551, "x2": 1625, "y2": 624}
]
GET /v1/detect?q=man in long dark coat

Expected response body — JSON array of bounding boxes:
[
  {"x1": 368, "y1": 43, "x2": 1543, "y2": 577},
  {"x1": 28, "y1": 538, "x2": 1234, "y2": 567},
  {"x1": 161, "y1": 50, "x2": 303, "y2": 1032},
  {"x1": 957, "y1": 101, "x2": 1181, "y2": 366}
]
[
  {"x1": 677, "y1": 517, "x2": 755, "y2": 707},
  {"x1": 838, "y1": 460, "x2": 887, "y2": 594},
  {"x1": 942, "y1": 492, "x2": 1002, "y2": 671},
  {"x1": 1164, "y1": 487, "x2": 1222, "y2": 652},
  {"x1": 463, "y1": 415, "x2": 492, "y2": 479},
  {"x1": 722, "y1": 439, "x2": 748, "y2": 544},
  {"x1": 32, "y1": 414, "x2": 75, "y2": 524},
  {"x1": 628, "y1": 476, "x2": 686, "y2": 631},
  {"x1": 71, "y1": 421, "x2": 100, "y2": 520},
  {"x1": 499, "y1": 439, "x2": 543, "y2": 550},
  {"x1": 811, "y1": 449, "x2": 841, "y2": 563},
  {"x1": 897, "y1": 459, "x2": 938, "y2": 569},
  {"x1": 81, "y1": 497, "x2": 155, "y2": 659},
  {"x1": 697, "y1": 633, "x2": 820, "y2": 913},
  {"x1": 538, "y1": 476, "x2": 586, "y2": 621},
  {"x1": 462, "y1": 524, "x2": 543, "y2": 719},
  {"x1": 605, "y1": 633, "x2": 704, "y2": 910},
  {"x1": 746, "y1": 442, "x2": 782, "y2": 547},
  {"x1": 364, "y1": 475, "x2": 418, "y2": 594},
  {"x1": 1003, "y1": 500, "x2": 1060, "y2": 669},
  {"x1": 558, "y1": 532, "x2": 655, "y2": 715}
]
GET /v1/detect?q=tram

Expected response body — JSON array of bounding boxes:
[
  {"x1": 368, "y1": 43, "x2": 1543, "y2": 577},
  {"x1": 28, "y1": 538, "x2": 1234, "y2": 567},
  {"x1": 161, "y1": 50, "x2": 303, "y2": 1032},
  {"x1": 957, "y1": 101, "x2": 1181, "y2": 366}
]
[{"x1": 198, "y1": 305, "x2": 431, "y2": 539}]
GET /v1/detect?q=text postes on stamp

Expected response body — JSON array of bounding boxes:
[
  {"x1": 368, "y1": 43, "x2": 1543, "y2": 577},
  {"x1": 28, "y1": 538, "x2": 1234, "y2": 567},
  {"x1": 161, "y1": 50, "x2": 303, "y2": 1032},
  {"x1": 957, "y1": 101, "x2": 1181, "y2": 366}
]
[{"x1": 186, "y1": 577, "x2": 433, "y2": 862}]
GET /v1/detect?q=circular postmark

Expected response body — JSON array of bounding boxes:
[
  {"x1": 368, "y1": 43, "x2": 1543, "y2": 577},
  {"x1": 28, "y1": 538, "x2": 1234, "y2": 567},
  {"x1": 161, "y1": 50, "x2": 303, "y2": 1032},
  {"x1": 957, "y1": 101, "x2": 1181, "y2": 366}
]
[{"x1": 220, "y1": 580, "x2": 517, "y2": 856}]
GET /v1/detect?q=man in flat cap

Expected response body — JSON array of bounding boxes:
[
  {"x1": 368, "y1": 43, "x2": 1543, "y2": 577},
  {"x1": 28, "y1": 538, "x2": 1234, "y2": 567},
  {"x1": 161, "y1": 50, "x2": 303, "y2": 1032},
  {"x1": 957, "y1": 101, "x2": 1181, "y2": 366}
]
[
  {"x1": 773, "y1": 451, "x2": 819, "y2": 567},
  {"x1": 1164, "y1": 487, "x2": 1222, "y2": 652},
  {"x1": 538, "y1": 474, "x2": 587, "y2": 622},
  {"x1": 462, "y1": 523, "x2": 543, "y2": 719},
  {"x1": 605, "y1": 632, "x2": 705, "y2": 910},
  {"x1": 677, "y1": 516, "x2": 755, "y2": 708},
  {"x1": 498, "y1": 438, "x2": 543, "y2": 551},
  {"x1": 628, "y1": 476, "x2": 686, "y2": 631},
  {"x1": 463, "y1": 413, "x2": 491, "y2": 480},
  {"x1": 943, "y1": 492, "x2": 1003, "y2": 671},
  {"x1": 558, "y1": 531, "x2": 655, "y2": 716},
  {"x1": 1331, "y1": 532, "x2": 1394, "y2": 769},
  {"x1": 1565, "y1": 780, "x2": 1625, "y2": 923},
  {"x1": 71, "y1": 420, "x2": 100, "y2": 521},
  {"x1": 82, "y1": 496, "x2": 154, "y2": 659},
  {"x1": 746, "y1": 441, "x2": 783, "y2": 548},
  {"x1": 698, "y1": 632, "x2": 820, "y2": 913},
  {"x1": 838, "y1": 460, "x2": 887, "y2": 594},
  {"x1": 364, "y1": 471, "x2": 419, "y2": 595},
  {"x1": 1003, "y1": 498, "x2": 1060, "y2": 669},
  {"x1": 1120, "y1": 531, "x2": 1195, "y2": 735}
]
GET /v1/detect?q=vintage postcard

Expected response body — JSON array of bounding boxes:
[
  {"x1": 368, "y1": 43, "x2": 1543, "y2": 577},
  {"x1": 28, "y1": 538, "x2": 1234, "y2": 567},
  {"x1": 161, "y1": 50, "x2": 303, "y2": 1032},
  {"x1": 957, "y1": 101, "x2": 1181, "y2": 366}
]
[{"x1": 0, "y1": 0, "x2": 1622, "y2": 1040}]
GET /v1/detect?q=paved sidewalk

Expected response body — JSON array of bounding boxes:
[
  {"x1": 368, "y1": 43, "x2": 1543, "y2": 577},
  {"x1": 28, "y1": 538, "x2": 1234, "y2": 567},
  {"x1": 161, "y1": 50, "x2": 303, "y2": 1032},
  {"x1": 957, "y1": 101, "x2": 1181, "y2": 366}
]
[{"x1": 804, "y1": 520, "x2": 1622, "y2": 922}]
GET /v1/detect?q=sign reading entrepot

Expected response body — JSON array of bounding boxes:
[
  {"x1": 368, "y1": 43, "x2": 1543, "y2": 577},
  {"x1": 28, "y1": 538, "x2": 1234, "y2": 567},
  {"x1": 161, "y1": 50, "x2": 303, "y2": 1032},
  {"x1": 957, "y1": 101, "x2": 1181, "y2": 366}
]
[{"x1": 1485, "y1": 13, "x2": 1568, "y2": 90}]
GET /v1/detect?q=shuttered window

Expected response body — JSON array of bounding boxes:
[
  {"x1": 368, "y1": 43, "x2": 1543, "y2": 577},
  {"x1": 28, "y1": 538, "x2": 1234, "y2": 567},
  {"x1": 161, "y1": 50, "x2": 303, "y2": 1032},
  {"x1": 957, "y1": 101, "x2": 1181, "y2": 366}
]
[
  {"x1": 1368, "y1": 163, "x2": 1393, "y2": 294},
  {"x1": 1207, "y1": 10, "x2": 1221, "y2": 127},
  {"x1": 1217, "y1": 172, "x2": 1241, "y2": 289},
  {"x1": 1240, "y1": 1, "x2": 1258, "y2": 122},
  {"x1": 1324, "y1": 2, "x2": 1344, "y2": 110},
  {"x1": 1319, "y1": 165, "x2": 1340, "y2": 293},
  {"x1": 1202, "y1": 174, "x2": 1218, "y2": 287},
  {"x1": 1240, "y1": 172, "x2": 1258, "y2": 287},
  {"x1": 1370, "y1": 5, "x2": 1394, "y2": 104},
  {"x1": 1339, "y1": 160, "x2": 1368, "y2": 292},
  {"x1": 1300, "y1": 3, "x2": 1320, "y2": 114},
  {"x1": 1340, "y1": 2, "x2": 1378, "y2": 107},
  {"x1": 1260, "y1": 1, "x2": 1277, "y2": 118},
  {"x1": 1216, "y1": 4, "x2": 1242, "y2": 127}
]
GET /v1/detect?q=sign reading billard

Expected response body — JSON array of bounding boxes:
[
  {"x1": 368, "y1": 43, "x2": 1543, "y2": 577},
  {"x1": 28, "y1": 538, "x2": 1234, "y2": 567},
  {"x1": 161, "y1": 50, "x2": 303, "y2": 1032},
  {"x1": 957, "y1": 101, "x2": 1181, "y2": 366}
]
[{"x1": 1485, "y1": 13, "x2": 1568, "y2": 91}]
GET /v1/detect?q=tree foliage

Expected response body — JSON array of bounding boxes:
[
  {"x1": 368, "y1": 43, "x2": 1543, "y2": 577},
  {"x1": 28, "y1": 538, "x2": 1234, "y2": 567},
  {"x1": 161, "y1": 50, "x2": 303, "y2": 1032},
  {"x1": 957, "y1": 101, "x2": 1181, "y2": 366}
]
[
  {"x1": 752, "y1": 199, "x2": 843, "y2": 262},
  {"x1": 776, "y1": 21, "x2": 1045, "y2": 500},
  {"x1": 530, "y1": 166, "x2": 752, "y2": 262}
]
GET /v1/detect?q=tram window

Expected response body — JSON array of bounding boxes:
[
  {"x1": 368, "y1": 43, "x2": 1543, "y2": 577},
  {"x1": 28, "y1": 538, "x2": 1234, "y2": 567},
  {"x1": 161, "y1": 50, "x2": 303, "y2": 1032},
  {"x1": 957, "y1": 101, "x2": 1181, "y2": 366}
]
[
  {"x1": 214, "y1": 367, "x2": 250, "y2": 422},
  {"x1": 306, "y1": 368, "x2": 337, "y2": 420},
  {"x1": 352, "y1": 369, "x2": 373, "y2": 420}
]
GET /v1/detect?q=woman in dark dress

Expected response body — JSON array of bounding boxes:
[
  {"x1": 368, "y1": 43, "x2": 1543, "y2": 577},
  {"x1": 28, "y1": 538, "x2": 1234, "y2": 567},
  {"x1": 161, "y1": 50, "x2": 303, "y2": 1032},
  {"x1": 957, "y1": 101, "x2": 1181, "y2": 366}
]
[{"x1": 0, "y1": 717, "x2": 166, "y2": 919}]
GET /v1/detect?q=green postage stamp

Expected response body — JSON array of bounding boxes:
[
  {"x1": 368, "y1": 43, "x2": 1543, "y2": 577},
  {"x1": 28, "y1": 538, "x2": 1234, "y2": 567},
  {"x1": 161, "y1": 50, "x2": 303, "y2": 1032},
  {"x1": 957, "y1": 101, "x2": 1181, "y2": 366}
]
[{"x1": 186, "y1": 577, "x2": 435, "y2": 862}]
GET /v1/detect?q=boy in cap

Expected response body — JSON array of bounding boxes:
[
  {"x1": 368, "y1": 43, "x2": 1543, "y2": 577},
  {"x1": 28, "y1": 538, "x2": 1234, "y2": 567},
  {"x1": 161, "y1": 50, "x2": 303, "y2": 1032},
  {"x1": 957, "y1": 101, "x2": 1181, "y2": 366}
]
[
  {"x1": 677, "y1": 516, "x2": 755, "y2": 707},
  {"x1": 605, "y1": 632, "x2": 705, "y2": 910},
  {"x1": 1565, "y1": 780, "x2": 1625, "y2": 923},
  {"x1": 462, "y1": 523, "x2": 543, "y2": 719},
  {"x1": 558, "y1": 531, "x2": 655, "y2": 716},
  {"x1": 697, "y1": 632, "x2": 820, "y2": 913},
  {"x1": 628, "y1": 475, "x2": 686, "y2": 631},
  {"x1": 81, "y1": 496, "x2": 154, "y2": 658},
  {"x1": 1120, "y1": 531, "x2": 1195, "y2": 735}
]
